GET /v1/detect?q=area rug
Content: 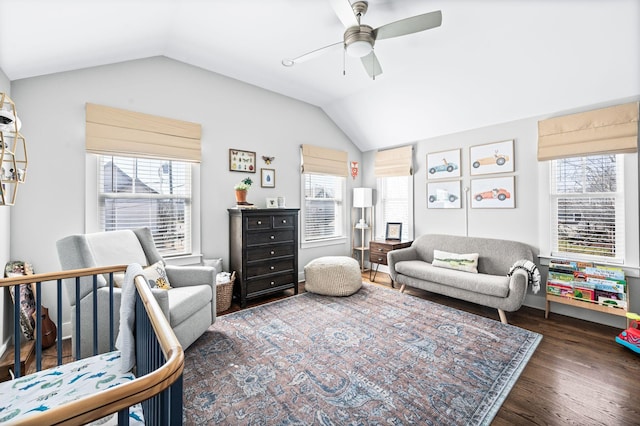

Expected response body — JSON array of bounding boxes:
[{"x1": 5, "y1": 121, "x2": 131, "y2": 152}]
[{"x1": 183, "y1": 283, "x2": 541, "y2": 425}]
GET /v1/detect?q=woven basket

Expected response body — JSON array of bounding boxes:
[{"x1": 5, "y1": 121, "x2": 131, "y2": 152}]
[{"x1": 216, "y1": 271, "x2": 235, "y2": 314}]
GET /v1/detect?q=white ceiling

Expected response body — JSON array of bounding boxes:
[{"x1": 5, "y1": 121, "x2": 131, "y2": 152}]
[{"x1": 0, "y1": 0, "x2": 638, "y2": 152}]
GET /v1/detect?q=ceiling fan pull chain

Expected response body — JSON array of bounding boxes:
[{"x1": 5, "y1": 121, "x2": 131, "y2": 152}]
[{"x1": 343, "y1": 47, "x2": 346, "y2": 76}]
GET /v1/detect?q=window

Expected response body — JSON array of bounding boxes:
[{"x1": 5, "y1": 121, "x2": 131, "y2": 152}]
[
  {"x1": 550, "y1": 154, "x2": 624, "y2": 262},
  {"x1": 302, "y1": 173, "x2": 345, "y2": 243},
  {"x1": 376, "y1": 175, "x2": 413, "y2": 241},
  {"x1": 98, "y1": 155, "x2": 192, "y2": 257}
]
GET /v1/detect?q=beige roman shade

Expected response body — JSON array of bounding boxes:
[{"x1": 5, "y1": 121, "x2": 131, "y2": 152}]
[
  {"x1": 86, "y1": 103, "x2": 202, "y2": 162},
  {"x1": 300, "y1": 144, "x2": 348, "y2": 176},
  {"x1": 374, "y1": 145, "x2": 413, "y2": 176},
  {"x1": 538, "y1": 102, "x2": 639, "y2": 161}
]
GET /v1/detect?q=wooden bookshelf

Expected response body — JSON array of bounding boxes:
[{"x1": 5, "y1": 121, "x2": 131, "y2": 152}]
[{"x1": 545, "y1": 294, "x2": 628, "y2": 319}]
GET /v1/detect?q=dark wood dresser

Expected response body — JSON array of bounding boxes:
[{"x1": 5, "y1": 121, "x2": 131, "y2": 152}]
[
  {"x1": 369, "y1": 239, "x2": 413, "y2": 285},
  {"x1": 228, "y1": 208, "x2": 299, "y2": 308}
]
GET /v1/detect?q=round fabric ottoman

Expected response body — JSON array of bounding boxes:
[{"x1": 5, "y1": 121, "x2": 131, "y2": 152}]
[{"x1": 304, "y1": 256, "x2": 362, "y2": 296}]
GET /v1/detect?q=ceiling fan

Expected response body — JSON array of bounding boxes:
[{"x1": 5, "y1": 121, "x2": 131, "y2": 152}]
[{"x1": 282, "y1": 0, "x2": 442, "y2": 78}]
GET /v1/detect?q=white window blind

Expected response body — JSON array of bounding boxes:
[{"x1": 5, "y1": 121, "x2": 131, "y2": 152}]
[
  {"x1": 376, "y1": 175, "x2": 413, "y2": 241},
  {"x1": 550, "y1": 154, "x2": 624, "y2": 262},
  {"x1": 98, "y1": 155, "x2": 192, "y2": 257},
  {"x1": 303, "y1": 173, "x2": 345, "y2": 242}
]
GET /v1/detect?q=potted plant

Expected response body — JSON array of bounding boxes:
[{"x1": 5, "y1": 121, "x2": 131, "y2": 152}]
[{"x1": 234, "y1": 177, "x2": 253, "y2": 204}]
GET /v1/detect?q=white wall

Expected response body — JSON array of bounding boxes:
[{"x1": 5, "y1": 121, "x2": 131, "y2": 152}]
[
  {"x1": 0, "y1": 68, "x2": 11, "y2": 354},
  {"x1": 9, "y1": 56, "x2": 363, "y2": 331},
  {"x1": 364, "y1": 97, "x2": 640, "y2": 328}
]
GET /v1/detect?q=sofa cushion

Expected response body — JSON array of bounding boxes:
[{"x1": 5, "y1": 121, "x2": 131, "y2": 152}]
[
  {"x1": 432, "y1": 250, "x2": 479, "y2": 273},
  {"x1": 167, "y1": 284, "x2": 212, "y2": 327},
  {"x1": 394, "y1": 260, "x2": 510, "y2": 298}
]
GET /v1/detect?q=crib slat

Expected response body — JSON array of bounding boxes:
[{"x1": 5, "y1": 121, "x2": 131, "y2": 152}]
[
  {"x1": 75, "y1": 276, "x2": 81, "y2": 360},
  {"x1": 13, "y1": 284, "x2": 21, "y2": 377},
  {"x1": 35, "y1": 282, "x2": 42, "y2": 371},
  {"x1": 57, "y1": 279, "x2": 63, "y2": 365},
  {"x1": 92, "y1": 274, "x2": 98, "y2": 356}
]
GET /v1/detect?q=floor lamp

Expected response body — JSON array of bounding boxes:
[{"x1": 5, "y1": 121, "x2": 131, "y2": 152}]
[{"x1": 353, "y1": 188, "x2": 373, "y2": 271}]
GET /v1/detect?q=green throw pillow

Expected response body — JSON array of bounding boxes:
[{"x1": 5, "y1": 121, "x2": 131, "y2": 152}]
[{"x1": 432, "y1": 250, "x2": 479, "y2": 274}]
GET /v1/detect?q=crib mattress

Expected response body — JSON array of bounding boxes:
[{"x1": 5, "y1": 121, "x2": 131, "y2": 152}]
[{"x1": 0, "y1": 350, "x2": 143, "y2": 424}]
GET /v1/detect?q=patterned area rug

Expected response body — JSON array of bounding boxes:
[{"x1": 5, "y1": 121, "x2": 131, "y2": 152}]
[{"x1": 183, "y1": 283, "x2": 541, "y2": 425}]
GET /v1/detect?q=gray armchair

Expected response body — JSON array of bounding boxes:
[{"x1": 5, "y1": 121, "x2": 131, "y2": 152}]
[{"x1": 56, "y1": 227, "x2": 216, "y2": 358}]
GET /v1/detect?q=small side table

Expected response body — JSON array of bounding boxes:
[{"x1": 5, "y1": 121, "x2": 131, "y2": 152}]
[{"x1": 369, "y1": 239, "x2": 413, "y2": 287}]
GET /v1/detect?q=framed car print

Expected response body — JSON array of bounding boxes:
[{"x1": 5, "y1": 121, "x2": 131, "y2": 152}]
[
  {"x1": 469, "y1": 139, "x2": 514, "y2": 176},
  {"x1": 427, "y1": 180, "x2": 461, "y2": 209},
  {"x1": 470, "y1": 176, "x2": 515, "y2": 209},
  {"x1": 229, "y1": 149, "x2": 256, "y2": 173},
  {"x1": 427, "y1": 148, "x2": 461, "y2": 180}
]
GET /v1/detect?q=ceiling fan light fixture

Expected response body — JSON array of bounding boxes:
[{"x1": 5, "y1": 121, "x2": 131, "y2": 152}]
[{"x1": 346, "y1": 40, "x2": 372, "y2": 57}]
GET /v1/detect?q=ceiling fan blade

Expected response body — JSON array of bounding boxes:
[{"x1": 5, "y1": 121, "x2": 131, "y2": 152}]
[
  {"x1": 373, "y1": 10, "x2": 442, "y2": 40},
  {"x1": 361, "y1": 51, "x2": 383, "y2": 78},
  {"x1": 282, "y1": 41, "x2": 343, "y2": 67},
  {"x1": 329, "y1": 0, "x2": 359, "y2": 28}
]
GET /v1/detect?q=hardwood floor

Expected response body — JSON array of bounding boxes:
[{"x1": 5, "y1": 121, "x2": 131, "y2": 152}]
[
  {"x1": 223, "y1": 272, "x2": 640, "y2": 426},
  {"x1": 33, "y1": 272, "x2": 640, "y2": 425}
]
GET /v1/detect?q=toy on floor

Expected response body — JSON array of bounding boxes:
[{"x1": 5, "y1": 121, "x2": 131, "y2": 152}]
[{"x1": 616, "y1": 312, "x2": 640, "y2": 354}]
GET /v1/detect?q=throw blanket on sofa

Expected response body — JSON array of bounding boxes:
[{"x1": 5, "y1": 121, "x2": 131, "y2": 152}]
[{"x1": 508, "y1": 259, "x2": 541, "y2": 294}]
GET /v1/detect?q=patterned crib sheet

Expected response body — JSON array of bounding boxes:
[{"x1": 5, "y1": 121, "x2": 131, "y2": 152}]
[{"x1": 0, "y1": 351, "x2": 143, "y2": 424}]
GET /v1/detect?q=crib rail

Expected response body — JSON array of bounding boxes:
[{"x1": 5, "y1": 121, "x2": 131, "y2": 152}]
[{"x1": 0, "y1": 266, "x2": 184, "y2": 425}]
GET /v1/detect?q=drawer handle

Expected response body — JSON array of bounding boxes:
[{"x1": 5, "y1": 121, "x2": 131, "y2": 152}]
[
  {"x1": 257, "y1": 220, "x2": 262, "y2": 225},
  {"x1": 270, "y1": 235, "x2": 275, "y2": 240},
  {"x1": 270, "y1": 266, "x2": 275, "y2": 270},
  {"x1": 377, "y1": 248, "x2": 383, "y2": 251},
  {"x1": 378, "y1": 257, "x2": 384, "y2": 261},
  {"x1": 270, "y1": 250, "x2": 275, "y2": 255},
  {"x1": 282, "y1": 219, "x2": 287, "y2": 224},
  {"x1": 270, "y1": 281, "x2": 275, "y2": 286}
]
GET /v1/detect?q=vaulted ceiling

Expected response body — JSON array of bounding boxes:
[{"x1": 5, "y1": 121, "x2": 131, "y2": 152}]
[{"x1": 0, "y1": 0, "x2": 638, "y2": 152}]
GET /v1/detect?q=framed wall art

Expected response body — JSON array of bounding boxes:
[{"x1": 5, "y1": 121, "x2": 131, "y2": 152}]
[
  {"x1": 470, "y1": 176, "x2": 515, "y2": 209},
  {"x1": 427, "y1": 180, "x2": 461, "y2": 209},
  {"x1": 469, "y1": 139, "x2": 514, "y2": 176},
  {"x1": 385, "y1": 222, "x2": 403, "y2": 240},
  {"x1": 229, "y1": 149, "x2": 256, "y2": 173},
  {"x1": 261, "y1": 168, "x2": 275, "y2": 188},
  {"x1": 427, "y1": 148, "x2": 461, "y2": 180}
]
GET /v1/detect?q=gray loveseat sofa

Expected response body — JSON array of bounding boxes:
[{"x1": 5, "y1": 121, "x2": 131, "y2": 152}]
[{"x1": 388, "y1": 234, "x2": 534, "y2": 324}]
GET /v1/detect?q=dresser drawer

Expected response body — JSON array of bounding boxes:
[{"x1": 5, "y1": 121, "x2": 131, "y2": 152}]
[
  {"x1": 246, "y1": 230, "x2": 295, "y2": 246},
  {"x1": 246, "y1": 273, "x2": 297, "y2": 295},
  {"x1": 272, "y1": 214, "x2": 295, "y2": 229},
  {"x1": 246, "y1": 258, "x2": 295, "y2": 278},
  {"x1": 246, "y1": 216, "x2": 272, "y2": 230},
  {"x1": 247, "y1": 245, "x2": 295, "y2": 261},
  {"x1": 369, "y1": 242, "x2": 391, "y2": 265}
]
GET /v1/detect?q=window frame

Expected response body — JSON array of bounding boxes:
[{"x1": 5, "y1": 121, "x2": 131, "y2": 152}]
[
  {"x1": 549, "y1": 154, "x2": 625, "y2": 263},
  {"x1": 375, "y1": 175, "x2": 414, "y2": 241},
  {"x1": 300, "y1": 172, "x2": 347, "y2": 248},
  {"x1": 86, "y1": 154, "x2": 202, "y2": 263}
]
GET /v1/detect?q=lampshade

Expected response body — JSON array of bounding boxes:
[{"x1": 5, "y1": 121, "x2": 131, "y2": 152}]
[{"x1": 353, "y1": 187, "x2": 372, "y2": 208}]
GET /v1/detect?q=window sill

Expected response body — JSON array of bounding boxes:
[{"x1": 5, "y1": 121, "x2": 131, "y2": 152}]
[
  {"x1": 164, "y1": 253, "x2": 203, "y2": 266},
  {"x1": 301, "y1": 236, "x2": 347, "y2": 250}
]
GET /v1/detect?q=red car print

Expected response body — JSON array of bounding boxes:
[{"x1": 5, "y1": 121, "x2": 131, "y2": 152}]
[{"x1": 474, "y1": 188, "x2": 510, "y2": 201}]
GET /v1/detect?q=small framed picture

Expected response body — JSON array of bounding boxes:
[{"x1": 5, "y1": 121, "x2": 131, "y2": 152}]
[
  {"x1": 261, "y1": 168, "x2": 275, "y2": 188},
  {"x1": 266, "y1": 197, "x2": 278, "y2": 208},
  {"x1": 385, "y1": 222, "x2": 403, "y2": 240},
  {"x1": 229, "y1": 149, "x2": 256, "y2": 173}
]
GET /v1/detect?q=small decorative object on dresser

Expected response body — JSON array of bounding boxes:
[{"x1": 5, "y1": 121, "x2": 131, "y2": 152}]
[{"x1": 228, "y1": 208, "x2": 299, "y2": 308}]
